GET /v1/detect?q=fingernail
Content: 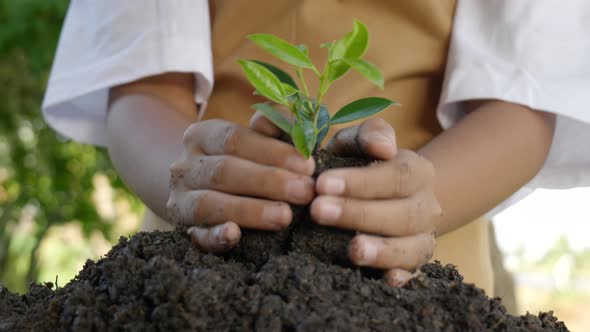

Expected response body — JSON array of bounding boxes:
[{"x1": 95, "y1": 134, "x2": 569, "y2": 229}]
[
  {"x1": 357, "y1": 241, "x2": 378, "y2": 265},
  {"x1": 286, "y1": 179, "x2": 312, "y2": 202},
  {"x1": 212, "y1": 226, "x2": 228, "y2": 246},
  {"x1": 366, "y1": 132, "x2": 396, "y2": 159},
  {"x1": 368, "y1": 132, "x2": 393, "y2": 145},
  {"x1": 321, "y1": 176, "x2": 345, "y2": 195},
  {"x1": 287, "y1": 155, "x2": 315, "y2": 175},
  {"x1": 317, "y1": 199, "x2": 342, "y2": 224},
  {"x1": 262, "y1": 204, "x2": 289, "y2": 228}
]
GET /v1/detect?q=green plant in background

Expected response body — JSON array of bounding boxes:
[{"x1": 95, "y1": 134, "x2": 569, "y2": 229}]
[
  {"x1": 239, "y1": 20, "x2": 398, "y2": 158},
  {"x1": 0, "y1": 0, "x2": 142, "y2": 293}
]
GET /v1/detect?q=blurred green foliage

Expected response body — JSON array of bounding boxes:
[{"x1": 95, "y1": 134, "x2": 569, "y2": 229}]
[{"x1": 0, "y1": 0, "x2": 142, "y2": 292}]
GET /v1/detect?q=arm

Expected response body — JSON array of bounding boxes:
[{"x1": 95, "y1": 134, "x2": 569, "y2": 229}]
[
  {"x1": 107, "y1": 73, "x2": 198, "y2": 219},
  {"x1": 420, "y1": 100, "x2": 555, "y2": 235}
]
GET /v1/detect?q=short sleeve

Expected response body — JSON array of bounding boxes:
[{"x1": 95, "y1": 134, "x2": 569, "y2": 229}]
[
  {"x1": 438, "y1": 1, "x2": 590, "y2": 205},
  {"x1": 42, "y1": 0, "x2": 213, "y2": 146}
]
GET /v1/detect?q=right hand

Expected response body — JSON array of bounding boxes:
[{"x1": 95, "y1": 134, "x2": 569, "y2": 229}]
[{"x1": 166, "y1": 118, "x2": 315, "y2": 253}]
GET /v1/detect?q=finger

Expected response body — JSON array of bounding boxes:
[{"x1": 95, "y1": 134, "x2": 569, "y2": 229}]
[
  {"x1": 348, "y1": 233, "x2": 435, "y2": 271},
  {"x1": 167, "y1": 190, "x2": 292, "y2": 230},
  {"x1": 249, "y1": 107, "x2": 293, "y2": 137},
  {"x1": 316, "y1": 150, "x2": 434, "y2": 198},
  {"x1": 171, "y1": 155, "x2": 314, "y2": 205},
  {"x1": 310, "y1": 192, "x2": 440, "y2": 236},
  {"x1": 326, "y1": 118, "x2": 396, "y2": 160},
  {"x1": 183, "y1": 119, "x2": 314, "y2": 175},
  {"x1": 384, "y1": 269, "x2": 420, "y2": 288},
  {"x1": 187, "y1": 222, "x2": 241, "y2": 253}
]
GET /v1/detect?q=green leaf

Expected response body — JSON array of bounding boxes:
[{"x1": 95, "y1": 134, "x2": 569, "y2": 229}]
[
  {"x1": 327, "y1": 20, "x2": 369, "y2": 83},
  {"x1": 294, "y1": 92, "x2": 314, "y2": 104},
  {"x1": 332, "y1": 20, "x2": 368, "y2": 59},
  {"x1": 291, "y1": 123, "x2": 311, "y2": 158},
  {"x1": 315, "y1": 105, "x2": 331, "y2": 149},
  {"x1": 251, "y1": 60, "x2": 298, "y2": 89},
  {"x1": 327, "y1": 61, "x2": 349, "y2": 86},
  {"x1": 296, "y1": 44, "x2": 309, "y2": 56},
  {"x1": 296, "y1": 96, "x2": 330, "y2": 150},
  {"x1": 295, "y1": 100, "x2": 329, "y2": 152},
  {"x1": 330, "y1": 97, "x2": 397, "y2": 125},
  {"x1": 252, "y1": 103, "x2": 292, "y2": 134},
  {"x1": 282, "y1": 83, "x2": 299, "y2": 96},
  {"x1": 342, "y1": 58, "x2": 384, "y2": 89},
  {"x1": 248, "y1": 34, "x2": 315, "y2": 69},
  {"x1": 301, "y1": 118, "x2": 316, "y2": 156},
  {"x1": 294, "y1": 102, "x2": 318, "y2": 157},
  {"x1": 238, "y1": 60, "x2": 287, "y2": 105}
]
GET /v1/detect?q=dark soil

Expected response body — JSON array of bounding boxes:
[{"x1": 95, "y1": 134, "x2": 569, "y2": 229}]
[
  {"x1": 0, "y1": 230, "x2": 568, "y2": 331},
  {"x1": 231, "y1": 150, "x2": 372, "y2": 269},
  {"x1": 0, "y1": 151, "x2": 569, "y2": 331}
]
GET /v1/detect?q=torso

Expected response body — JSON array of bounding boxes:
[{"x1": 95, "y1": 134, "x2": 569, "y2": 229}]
[{"x1": 206, "y1": 0, "x2": 456, "y2": 150}]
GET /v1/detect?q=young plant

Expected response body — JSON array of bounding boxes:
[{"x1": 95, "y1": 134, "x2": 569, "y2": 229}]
[{"x1": 238, "y1": 20, "x2": 398, "y2": 158}]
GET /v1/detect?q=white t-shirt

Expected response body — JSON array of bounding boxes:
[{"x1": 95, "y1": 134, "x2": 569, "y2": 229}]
[{"x1": 42, "y1": 1, "x2": 590, "y2": 214}]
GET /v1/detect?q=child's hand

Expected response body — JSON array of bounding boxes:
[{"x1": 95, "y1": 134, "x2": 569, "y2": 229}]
[
  {"x1": 166, "y1": 119, "x2": 315, "y2": 252},
  {"x1": 311, "y1": 118, "x2": 442, "y2": 287}
]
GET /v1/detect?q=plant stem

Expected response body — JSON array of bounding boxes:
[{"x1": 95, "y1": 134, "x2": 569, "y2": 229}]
[
  {"x1": 317, "y1": 122, "x2": 330, "y2": 134},
  {"x1": 311, "y1": 66, "x2": 321, "y2": 76},
  {"x1": 309, "y1": 60, "x2": 332, "y2": 150},
  {"x1": 316, "y1": 75, "x2": 326, "y2": 106},
  {"x1": 315, "y1": 60, "x2": 332, "y2": 110},
  {"x1": 313, "y1": 74, "x2": 328, "y2": 128},
  {"x1": 297, "y1": 68, "x2": 315, "y2": 115},
  {"x1": 297, "y1": 68, "x2": 310, "y2": 97},
  {"x1": 291, "y1": 101, "x2": 302, "y2": 125}
]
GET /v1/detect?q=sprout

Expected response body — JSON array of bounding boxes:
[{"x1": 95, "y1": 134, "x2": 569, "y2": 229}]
[{"x1": 238, "y1": 20, "x2": 398, "y2": 158}]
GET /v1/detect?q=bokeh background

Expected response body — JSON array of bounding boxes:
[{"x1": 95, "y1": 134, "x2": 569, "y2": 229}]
[
  {"x1": 0, "y1": 0, "x2": 142, "y2": 293},
  {"x1": 0, "y1": 1, "x2": 588, "y2": 330}
]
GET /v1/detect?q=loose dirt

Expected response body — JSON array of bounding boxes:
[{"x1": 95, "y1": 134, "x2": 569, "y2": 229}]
[{"x1": 0, "y1": 151, "x2": 569, "y2": 331}]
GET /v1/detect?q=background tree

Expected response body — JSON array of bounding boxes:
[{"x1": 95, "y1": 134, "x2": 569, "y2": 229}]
[{"x1": 0, "y1": 0, "x2": 141, "y2": 292}]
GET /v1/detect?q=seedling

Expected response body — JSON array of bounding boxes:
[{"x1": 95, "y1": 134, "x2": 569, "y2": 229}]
[{"x1": 238, "y1": 20, "x2": 398, "y2": 158}]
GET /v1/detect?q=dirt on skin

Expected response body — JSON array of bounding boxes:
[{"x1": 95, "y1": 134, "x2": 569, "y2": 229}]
[{"x1": 0, "y1": 151, "x2": 569, "y2": 331}]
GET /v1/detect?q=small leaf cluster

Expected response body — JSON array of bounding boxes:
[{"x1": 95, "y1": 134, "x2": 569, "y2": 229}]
[{"x1": 239, "y1": 20, "x2": 398, "y2": 158}]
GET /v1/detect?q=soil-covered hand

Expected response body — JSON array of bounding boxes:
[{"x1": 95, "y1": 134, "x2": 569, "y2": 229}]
[
  {"x1": 311, "y1": 118, "x2": 442, "y2": 287},
  {"x1": 166, "y1": 119, "x2": 315, "y2": 252}
]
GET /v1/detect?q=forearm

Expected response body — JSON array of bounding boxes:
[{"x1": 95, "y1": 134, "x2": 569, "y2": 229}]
[
  {"x1": 106, "y1": 73, "x2": 198, "y2": 219},
  {"x1": 419, "y1": 100, "x2": 556, "y2": 235}
]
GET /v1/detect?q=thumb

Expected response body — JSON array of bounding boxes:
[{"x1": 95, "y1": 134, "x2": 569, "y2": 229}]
[
  {"x1": 327, "y1": 118, "x2": 397, "y2": 160},
  {"x1": 358, "y1": 118, "x2": 397, "y2": 161}
]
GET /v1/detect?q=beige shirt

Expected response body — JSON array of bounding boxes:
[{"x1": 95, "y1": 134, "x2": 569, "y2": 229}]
[{"x1": 206, "y1": 0, "x2": 453, "y2": 150}]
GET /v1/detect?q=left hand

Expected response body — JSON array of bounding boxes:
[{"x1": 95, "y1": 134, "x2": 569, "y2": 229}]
[{"x1": 311, "y1": 118, "x2": 442, "y2": 287}]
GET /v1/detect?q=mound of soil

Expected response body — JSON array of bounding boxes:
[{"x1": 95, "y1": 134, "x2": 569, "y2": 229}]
[
  {"x1": 0, "y1": 229, "x2": 568, "y2": 331},
  {"x1": 0, "y1": 151, "x2": 569, "y2": 331}
]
